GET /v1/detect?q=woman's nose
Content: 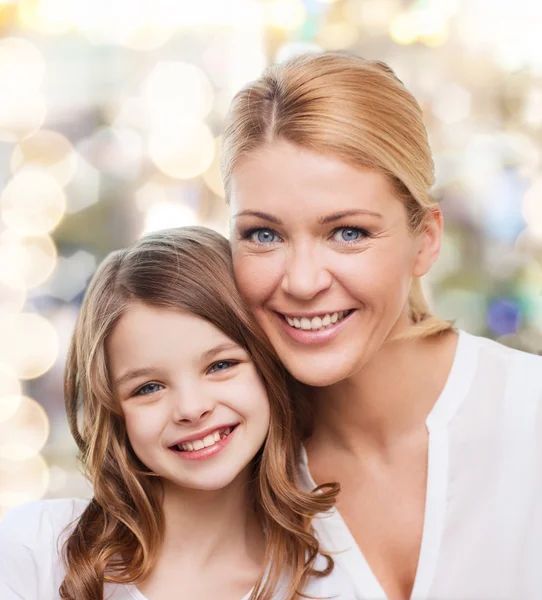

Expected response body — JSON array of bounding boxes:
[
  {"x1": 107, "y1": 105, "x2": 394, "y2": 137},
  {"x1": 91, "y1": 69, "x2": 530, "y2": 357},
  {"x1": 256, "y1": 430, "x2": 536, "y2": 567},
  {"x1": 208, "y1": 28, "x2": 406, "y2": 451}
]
[{"x1": 280, "y1": 245, "x2": 332, "y2": 300}]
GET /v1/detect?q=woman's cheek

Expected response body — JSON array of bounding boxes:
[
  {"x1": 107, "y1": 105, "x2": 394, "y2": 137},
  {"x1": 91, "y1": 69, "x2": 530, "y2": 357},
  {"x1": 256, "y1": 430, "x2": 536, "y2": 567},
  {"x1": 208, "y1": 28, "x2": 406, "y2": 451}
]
[{"x1": 233, "y1": 252, "x2": 283, "y2": 306}]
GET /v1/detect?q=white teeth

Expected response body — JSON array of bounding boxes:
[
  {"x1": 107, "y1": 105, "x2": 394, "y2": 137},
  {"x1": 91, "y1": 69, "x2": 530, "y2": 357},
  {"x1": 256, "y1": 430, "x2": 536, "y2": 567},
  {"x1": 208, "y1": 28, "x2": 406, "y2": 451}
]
[
  {"x1": 176, "y1": 426, "x2": 235, "y2": 452},
  {"x1": 285, "y1": 310, "x2": 351, "y2": 331},
  {"x1": 300, "y1": 317, "x2": 311, "y2": 330},
  {"x1": 203, "y1": 434, "x2": 215, "y2": 447}
]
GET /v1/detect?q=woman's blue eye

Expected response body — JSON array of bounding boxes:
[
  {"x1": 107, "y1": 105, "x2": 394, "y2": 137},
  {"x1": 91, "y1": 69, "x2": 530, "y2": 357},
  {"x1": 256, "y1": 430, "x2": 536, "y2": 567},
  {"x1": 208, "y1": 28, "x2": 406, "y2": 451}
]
[
  {"x1": 208, "y1": 360, "x2": 237, "y2": 374},
  {"x1": 134, "y1": 382, "x2": 163, "y2": 396},
  {"x1": 249, "y1": 229, "x2": 278, "y2": 244},
  {"x1": 333, "y1": 227, "x2": 368, "y2": 243}
]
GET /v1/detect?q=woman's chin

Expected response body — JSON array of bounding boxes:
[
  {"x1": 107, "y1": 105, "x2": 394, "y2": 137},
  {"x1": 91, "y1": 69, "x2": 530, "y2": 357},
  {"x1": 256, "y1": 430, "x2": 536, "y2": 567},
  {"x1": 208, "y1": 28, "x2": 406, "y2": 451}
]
[{"x1": 284, "y1": 354, "x2": 361, "y2": 388}]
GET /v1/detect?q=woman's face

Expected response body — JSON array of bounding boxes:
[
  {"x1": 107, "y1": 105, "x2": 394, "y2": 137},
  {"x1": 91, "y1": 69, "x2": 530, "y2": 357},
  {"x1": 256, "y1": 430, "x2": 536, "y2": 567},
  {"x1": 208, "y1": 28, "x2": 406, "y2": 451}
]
[
  {"x1": 229, "y1": 140, "x2": 441, "y2": 387},
  {"x1": 107, "y1": 302, "x2": 270, "y2": 492}
]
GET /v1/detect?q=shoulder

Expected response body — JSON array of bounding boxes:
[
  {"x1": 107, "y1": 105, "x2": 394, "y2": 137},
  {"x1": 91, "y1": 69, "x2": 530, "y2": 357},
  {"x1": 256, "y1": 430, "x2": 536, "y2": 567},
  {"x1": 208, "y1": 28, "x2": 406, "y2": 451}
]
[
  {"x1": 463, "y1": 331, "x2": 542, "y2": 388},
  {"x1": 0, "y1": 499, "x2": 89, "y2": 599},
  {"x1": 0, "y1": 498, "x2": 89, "y2": 548}
]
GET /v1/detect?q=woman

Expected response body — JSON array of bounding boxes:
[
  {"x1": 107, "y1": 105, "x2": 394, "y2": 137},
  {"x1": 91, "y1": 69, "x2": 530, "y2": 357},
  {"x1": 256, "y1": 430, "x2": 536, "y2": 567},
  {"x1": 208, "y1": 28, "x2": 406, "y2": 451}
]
[
  {"x1": 222, "y1": 52, "x2": 542, "y2": 599},
  {"x1": 0, "y1": 227, "x2": 352, "y2": 600}
]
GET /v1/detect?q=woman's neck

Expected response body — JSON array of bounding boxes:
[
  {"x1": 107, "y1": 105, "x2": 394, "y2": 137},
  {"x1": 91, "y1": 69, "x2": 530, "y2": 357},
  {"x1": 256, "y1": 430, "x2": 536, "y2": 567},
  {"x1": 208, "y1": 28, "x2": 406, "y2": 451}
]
[
  {"x1": 309, "y1": 328, "x2": 459, "y2": 456},
  {"x1": 158, "y1": 468, "x2": 264, "y2": 570}
]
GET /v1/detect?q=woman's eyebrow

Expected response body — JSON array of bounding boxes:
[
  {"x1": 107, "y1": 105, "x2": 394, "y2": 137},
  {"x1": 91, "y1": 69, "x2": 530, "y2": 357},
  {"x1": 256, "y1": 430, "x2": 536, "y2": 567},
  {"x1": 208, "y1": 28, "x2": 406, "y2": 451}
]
[
  {"x1": 318, "y1": 209, "x2": 384, "y2": 225},
  {"x1": 233, "y1": 210, "x2": 282, "y2": 224},
  {"x1": 201, "y1": 342, "x2": 243, "y2": 362}
]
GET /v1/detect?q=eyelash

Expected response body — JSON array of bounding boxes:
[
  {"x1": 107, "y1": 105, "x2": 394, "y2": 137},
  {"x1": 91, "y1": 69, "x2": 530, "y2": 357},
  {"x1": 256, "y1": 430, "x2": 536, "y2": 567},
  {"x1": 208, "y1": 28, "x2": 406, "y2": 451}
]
[
  {"x1": 131, "y1": 361, "x2": 240, "y2": 397},
  {"x1": 241, "y1": 225, "x2": 372, "y2": 246}
]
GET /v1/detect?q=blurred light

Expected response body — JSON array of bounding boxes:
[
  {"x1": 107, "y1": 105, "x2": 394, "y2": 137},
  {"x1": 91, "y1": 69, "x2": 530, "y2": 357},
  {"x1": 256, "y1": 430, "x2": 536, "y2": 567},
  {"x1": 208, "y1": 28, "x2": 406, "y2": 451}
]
[
  {"x1": 435, "y1": 289, "x2": 487, "y2": 334},
  {"x1": 1, "y1": 169, "x2": 66, "y2": 236},
  {"x1": 429, "y1": 234, "x2": 462, "y2": 283},
  {"x1": 111, "y1": 96, "x2": 148, "y2": 131},
  {"x1": 11, "y1": 130, "x2": 78, "y2": 187},
  {"x1": 203, "y1": 137, "x2": 225, "y2": 198},
  {"x1": 0, "y1": 93, "x2": 47, "y2": 143},
  {"x1": 317, "y1": 22, "x2": 358, "y2": 50},
  {"x1": 149, "y1": 121, "x2": 215, "y2": 180},
  {"x1": 390, "y1": 7, "x2": 450, "y2": 46},
  {"x1": 0, "y1": 453, "x2": 50, "y2": 513},
  {"x1": 135, "y1": 177, "x2": 175, "y2": 212},
  {"x1": 342, "y1": 0, "x2": 399, "y2": 32},
  {"x1": 0, "y1": 395, "x2": 21, "y2": 424},
  {"x1": 487, "y1": 297, "x2": 522, "y2": 336},
  {"x1": 523, "y1": 89, "x2": 542, "y2": 127},
  {"x1": 390, "y1": 12, "x2": 418, "y2": 44},
  {"x1": 0, "y1": 395, "x2": 49, "y2": 459},
  {"x1": 0, "y1": 231, "x2": 57, "y2": 290},
  {"x1": 18, "y1": 0, "x2": 75, "y2": 35},
  {"x1": 522, "y1": 177, "x2": 542, "y2": 239},
  {"x1": 0, "y1": 365, "x2": 22, "y2": 423},
  {"x1": 142, "y1": 62, "x2": 214, "y2": 124},
  {"x1": 64, "y1": 157, "x2": 100, "y2": 214},
  {"x1": 263, "y1": 0, "x2": 307, "y2": 30},
  {"x1": 47, "y1": 465, "x2": 68, "y2": 493},
  {"x1": 78, "y1": 126, "x2": 144, "y2": 179},
  {"x1": 142, "y1": 202, "x2": 198, "y2": 235},
  {"x1": 0, "y1": 313, "x2": 59, "y2": 379},
  {"x1": 76, "y1": 0, "x2": 176, "y2": 49},
  {"x1": 275, "y1": 41, "x2": 323, "y2": 63},
  {"x1": 38, "y1": 250, "x2": 96, "y2": 302},
  {"x1": 0, "y1": 281, "x2": 26, "y2": 316},
  {"x1": 0, "y1": 37, "x2": 45, "y2": 97}
]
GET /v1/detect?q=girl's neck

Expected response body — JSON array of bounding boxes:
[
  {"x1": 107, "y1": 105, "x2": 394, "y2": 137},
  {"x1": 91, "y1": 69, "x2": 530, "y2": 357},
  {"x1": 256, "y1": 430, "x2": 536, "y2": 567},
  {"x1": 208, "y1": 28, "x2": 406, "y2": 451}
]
[
  {"x1": 158, "y1": 468, "x2": 265, "y2": 569},
  {"x1": 309, "y1": 328, "x2": 459, "y2": 456}
]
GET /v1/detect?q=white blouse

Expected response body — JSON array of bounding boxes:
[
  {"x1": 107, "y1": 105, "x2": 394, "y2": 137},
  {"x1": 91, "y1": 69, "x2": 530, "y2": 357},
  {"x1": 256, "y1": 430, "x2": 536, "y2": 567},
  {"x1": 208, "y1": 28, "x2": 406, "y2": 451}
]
[
  {"x1": 0, "y1": 497, "x2": 357, "y2": 599},
  {"x1": 298, "y1": 329, "x2": 542, "y2": 599}
]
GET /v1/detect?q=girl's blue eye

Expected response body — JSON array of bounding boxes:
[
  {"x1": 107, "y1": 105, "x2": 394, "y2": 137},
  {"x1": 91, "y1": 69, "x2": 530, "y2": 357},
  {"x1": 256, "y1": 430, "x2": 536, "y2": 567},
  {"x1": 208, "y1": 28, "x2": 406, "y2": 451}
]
[
  {"x1": 134, "y1": 382, "x2": 163, "y2": 396},
  {"x1": 248, "y1": 229, "x2": 278, "y2": 244},
  {"x1": 208, "y1": 360, "x2": 238, "y2": 374},
  {"x1": 332, "y1": 227, "x2": 369, "y2": 243}
]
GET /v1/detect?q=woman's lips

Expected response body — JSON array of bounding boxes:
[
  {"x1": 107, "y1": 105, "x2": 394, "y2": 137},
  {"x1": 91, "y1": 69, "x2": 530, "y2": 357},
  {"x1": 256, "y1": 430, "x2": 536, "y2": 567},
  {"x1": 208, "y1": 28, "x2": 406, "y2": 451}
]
[{"x1": 274, "y1": 309, "x2": 356, "y2": 345}]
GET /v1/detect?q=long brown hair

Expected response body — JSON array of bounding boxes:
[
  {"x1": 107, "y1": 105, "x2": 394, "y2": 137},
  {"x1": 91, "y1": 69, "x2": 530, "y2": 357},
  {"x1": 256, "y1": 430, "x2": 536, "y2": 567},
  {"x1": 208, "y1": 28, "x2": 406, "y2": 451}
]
[
  {"x1": 61, "y1": 226, "x2": 338, "y2": 600},
  {"x1": 221, "y1": 51, "x2": 453, "y2": 340}
]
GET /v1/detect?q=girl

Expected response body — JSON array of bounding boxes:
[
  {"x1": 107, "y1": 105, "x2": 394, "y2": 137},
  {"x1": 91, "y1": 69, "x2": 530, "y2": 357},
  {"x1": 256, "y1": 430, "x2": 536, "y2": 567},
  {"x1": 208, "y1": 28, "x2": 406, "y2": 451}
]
[
  {"x1": 0, "y1": 226, "x2": 355, "y2": 600},
  {"x1": 224, "y1": 52, "x2": 542, "y2": 599}
]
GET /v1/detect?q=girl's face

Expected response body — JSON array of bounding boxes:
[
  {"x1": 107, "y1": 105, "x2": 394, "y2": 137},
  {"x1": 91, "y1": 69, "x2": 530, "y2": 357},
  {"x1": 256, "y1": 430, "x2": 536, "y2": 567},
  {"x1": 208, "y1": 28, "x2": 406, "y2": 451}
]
[
  {"x1": 229, "y1": 140, "x2": 441, "y2": 387},
  {"x1": 107, "y1": 302, "x2": 270, "y2": 491}
]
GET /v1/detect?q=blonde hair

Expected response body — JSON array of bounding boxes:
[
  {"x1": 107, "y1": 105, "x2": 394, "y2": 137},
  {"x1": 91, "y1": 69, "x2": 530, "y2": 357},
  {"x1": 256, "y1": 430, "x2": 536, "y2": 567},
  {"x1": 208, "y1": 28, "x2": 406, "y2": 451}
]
[
  {"x1": 222, "y1": 51, "x2": 453, "y2": 339},
  {"x1": 61, "y1": 226, "x2": 338, "y2": 600}
]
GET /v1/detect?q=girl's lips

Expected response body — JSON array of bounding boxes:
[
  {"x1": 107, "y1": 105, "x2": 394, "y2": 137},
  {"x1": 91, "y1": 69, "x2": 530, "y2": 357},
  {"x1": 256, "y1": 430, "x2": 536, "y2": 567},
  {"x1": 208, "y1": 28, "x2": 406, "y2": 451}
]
[
  {"x1": 169, "y1": 425, "x2": 238, "y2": 461},
  {"x1": 274, "y1": 309, "x2": 356, "y2": 345}
]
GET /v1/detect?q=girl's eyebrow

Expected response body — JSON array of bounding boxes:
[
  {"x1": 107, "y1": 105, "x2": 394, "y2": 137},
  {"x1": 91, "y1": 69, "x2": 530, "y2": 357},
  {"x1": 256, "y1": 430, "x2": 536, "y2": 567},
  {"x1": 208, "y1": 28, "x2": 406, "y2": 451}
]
[
  {"x1": 201, "y1": 342, "x2": 243, "y2": 362},
  {"x1": 114, "y1": 367, "x2": 157, "y2": 388}
]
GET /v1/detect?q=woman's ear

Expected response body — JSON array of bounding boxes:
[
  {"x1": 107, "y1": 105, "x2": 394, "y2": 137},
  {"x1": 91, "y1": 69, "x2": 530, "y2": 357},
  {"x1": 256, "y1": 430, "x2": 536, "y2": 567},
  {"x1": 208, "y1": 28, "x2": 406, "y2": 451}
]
[{"x1": 413, "y1": 206, "x2": 443, "y2": 277}]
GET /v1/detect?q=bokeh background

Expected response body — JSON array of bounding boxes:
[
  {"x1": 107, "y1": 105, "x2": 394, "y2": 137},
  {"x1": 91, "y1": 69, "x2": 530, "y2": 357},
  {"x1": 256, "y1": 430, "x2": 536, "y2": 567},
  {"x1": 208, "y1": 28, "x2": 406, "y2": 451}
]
[{"x1": 0, "y1": 0, "x2": 541, "y2": 518}]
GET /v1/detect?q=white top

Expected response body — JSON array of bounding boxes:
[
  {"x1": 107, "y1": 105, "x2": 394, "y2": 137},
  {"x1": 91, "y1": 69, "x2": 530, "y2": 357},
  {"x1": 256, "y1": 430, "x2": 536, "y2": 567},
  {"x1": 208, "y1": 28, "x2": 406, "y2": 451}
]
[
  {"x1": 298, "y1": 329, "x2": 542, "y2": 599},
  {"x1": 0, "y1": 497, "x2": 357, "y2": 599}
]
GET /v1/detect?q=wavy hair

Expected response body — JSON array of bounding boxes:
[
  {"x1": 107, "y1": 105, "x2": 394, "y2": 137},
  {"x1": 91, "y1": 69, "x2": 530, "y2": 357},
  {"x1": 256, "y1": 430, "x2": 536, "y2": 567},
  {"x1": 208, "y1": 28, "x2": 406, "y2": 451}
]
[
  {"x1": 221, "y1": 51, "x2": 453, "y2": 340},
  {"x1": 61, "y1": 226, "x2": 338, "y2": 600}
]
